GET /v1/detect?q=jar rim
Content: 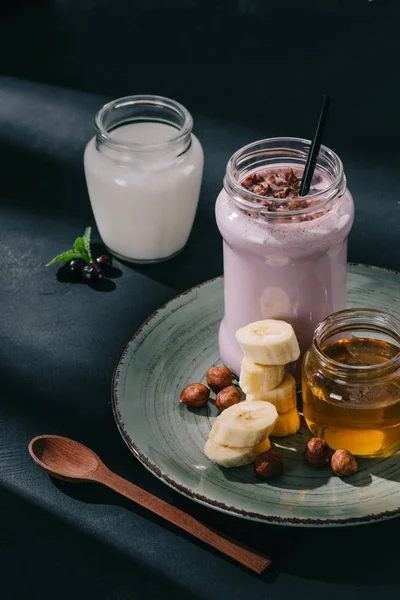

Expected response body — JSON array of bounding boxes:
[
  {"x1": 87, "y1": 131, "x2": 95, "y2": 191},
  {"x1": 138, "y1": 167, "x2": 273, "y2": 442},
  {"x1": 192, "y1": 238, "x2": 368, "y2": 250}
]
[
  {"x1": 94, "y1": 94, "x2": 193, "y2": 153},
  {"x1": 224, "y1": 137, "x2": 346, "y2": 217},
  {"x1": 313, "y1": 308, "x2": 400, "y2": 376}
]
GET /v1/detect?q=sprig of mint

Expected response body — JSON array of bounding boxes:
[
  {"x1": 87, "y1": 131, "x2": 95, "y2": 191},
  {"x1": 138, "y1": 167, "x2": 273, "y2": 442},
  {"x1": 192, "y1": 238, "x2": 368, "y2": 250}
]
[{"x1": 46, "y1": 226, "x2": 93, "y2": 267}]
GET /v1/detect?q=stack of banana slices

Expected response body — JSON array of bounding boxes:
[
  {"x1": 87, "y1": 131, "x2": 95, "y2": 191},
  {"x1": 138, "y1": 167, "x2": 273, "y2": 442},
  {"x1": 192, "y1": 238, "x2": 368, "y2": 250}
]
[
  {"x1": 237, "y1": 319, "x2": 301, "y2": 437},
  {"x1": 204, "y1": 401, "x2": 278, "y2": 467},
  {"x1": 204, "y1": 319, "x2": 301, "y2": 469}
]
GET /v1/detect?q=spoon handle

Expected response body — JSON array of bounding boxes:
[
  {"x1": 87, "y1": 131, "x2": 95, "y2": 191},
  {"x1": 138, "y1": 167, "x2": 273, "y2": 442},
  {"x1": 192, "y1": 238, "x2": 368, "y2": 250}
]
[{"x1": 97, "y1": 467, "x2": 271, "y2": 574}]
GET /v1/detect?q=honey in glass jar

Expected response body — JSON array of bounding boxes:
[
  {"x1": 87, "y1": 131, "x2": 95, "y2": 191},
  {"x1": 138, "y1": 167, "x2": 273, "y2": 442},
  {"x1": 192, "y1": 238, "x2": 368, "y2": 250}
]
[{"x1": 302, "y1": 308, "x2": 400, "y2": 457}]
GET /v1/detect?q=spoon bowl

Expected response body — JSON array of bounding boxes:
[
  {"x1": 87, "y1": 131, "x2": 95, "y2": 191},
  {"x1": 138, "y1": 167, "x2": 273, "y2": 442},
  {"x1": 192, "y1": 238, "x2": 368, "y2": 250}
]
[{"x1": 29, "y1": 435, "x2": 100, "y2": 480}]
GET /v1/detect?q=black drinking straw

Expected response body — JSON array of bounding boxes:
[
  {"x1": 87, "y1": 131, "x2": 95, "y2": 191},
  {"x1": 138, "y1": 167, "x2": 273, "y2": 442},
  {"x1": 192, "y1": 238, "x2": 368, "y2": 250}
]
[{"x1": 299, "y1": 95, "x2": 332, "y2": 196}]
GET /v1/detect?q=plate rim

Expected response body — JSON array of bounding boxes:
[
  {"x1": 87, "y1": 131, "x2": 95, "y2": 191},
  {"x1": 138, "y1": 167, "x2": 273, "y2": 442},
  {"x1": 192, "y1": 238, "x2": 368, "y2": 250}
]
[{"x1": 112, "y1": 263, "x2": 400, "y2": 527}]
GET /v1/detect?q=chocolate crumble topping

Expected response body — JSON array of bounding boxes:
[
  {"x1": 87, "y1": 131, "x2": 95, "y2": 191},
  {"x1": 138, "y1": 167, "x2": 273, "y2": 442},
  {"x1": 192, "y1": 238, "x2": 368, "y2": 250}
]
[
  {"x1": 241, "y1": 168, "x2": 303, "y2": 198},
  {"x1": 240, "y1": 168, "x2": 326, "y2": 221}
]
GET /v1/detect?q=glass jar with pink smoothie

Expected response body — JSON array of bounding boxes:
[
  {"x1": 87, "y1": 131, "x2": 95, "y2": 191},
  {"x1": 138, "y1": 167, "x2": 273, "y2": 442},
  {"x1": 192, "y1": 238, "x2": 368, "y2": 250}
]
[{"x1": 216, "y1": 137, "x2": 354, "y2": 380}]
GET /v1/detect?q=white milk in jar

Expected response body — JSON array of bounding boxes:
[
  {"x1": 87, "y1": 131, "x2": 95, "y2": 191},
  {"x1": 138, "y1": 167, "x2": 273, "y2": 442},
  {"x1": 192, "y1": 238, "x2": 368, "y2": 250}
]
[{"x1": 84, "y1": 95, "x2": 204, "y2": 263}]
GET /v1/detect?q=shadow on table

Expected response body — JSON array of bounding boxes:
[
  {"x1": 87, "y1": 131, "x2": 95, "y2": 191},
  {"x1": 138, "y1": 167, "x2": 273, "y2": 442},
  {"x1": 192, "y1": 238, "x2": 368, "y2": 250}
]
[
  {"x1": 49, "y1": 476, "x2": 279, "y2": 583},
  {"x1": 171, "y1": 490, "x2": 400, "y2": 589},
  {"x1": 0, "y1": 484, "x2": 206, "y2": 600},
  {"x1": 56, "y1": 264, "x2": 117, "y2": 292},
  {"x1": 46, "y1": 473, "x2": 400, "y2": 589},
  {"x1": 118, "y1": 210, "x2": 223, "y2": 294}
]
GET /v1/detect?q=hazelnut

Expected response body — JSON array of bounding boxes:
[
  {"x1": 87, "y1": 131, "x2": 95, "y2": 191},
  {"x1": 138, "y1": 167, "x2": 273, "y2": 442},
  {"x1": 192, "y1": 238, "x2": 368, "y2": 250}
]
[
  {"x1": 206, "y1": 366, "x2": 233, "y2": 392},
  {"x1": 304, "y1": 437, "x2": 331, "y2": 468},
  {"x1": 253, "y1": 450, "x2": 283, "y2": 480},
  {"x1": 215, "y1": 386, "x2": 241, "y2": 411},
  {"x1": 179, "y1": 383, "x2": 210, "y2": 407},
  {"x1": 331, "y1": 449, "x2": 358, "y2": 477}
]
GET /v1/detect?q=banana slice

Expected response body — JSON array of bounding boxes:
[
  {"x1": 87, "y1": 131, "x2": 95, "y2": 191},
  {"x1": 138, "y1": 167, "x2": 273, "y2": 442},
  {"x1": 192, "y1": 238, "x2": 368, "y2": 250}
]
[
  {"x1": 236, "y1": 319, "x2": 300, "y2": 365},
  {"x1": 270, "y1": 407, "x2": 301, "y2": 437},
  {"x1": 246, "y1": 373, "x2": 296, "y2": 413},
  {"x1": 239, "y1": 357, "x2": 284, "y2": 394},
  {"x1": 204, "y1": 437, "x2": 271, "y2": 468},
  {"x1": 209, "y1": 400, "x2": 278, "y2": 448}
]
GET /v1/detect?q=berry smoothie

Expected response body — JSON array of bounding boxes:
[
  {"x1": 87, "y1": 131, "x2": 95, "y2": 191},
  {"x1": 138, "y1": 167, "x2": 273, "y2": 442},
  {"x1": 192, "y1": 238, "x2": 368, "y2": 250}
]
[{"x1": 216, "y1": 139, "x2": 354, "y2": 380}]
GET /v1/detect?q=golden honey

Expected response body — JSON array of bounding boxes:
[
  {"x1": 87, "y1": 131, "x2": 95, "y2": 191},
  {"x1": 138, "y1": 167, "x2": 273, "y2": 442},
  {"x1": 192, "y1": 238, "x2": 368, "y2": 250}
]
[{"x1": 302, "y1": 309, "x2": 400, "y2": 457}]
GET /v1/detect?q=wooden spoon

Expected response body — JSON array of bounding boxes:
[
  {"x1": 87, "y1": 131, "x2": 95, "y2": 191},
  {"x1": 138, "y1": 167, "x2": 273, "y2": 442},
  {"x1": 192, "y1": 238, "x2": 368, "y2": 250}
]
[{"x1": 28, "y1": 435, "x2": 271, "y2": 574}]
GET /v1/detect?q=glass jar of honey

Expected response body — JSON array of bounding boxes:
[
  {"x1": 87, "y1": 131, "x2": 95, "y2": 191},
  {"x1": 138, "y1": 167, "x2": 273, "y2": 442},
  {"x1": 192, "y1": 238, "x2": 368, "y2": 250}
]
[{"x1": 302, "y1": 308, "x2": 400, "y2": 457}]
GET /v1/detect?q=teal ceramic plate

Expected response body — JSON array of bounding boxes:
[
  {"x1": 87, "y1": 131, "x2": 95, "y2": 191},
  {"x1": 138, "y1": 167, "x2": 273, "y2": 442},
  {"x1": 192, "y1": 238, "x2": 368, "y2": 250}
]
[{"x1": 112, "y1": 264, "x2": 400, "y2": 527}]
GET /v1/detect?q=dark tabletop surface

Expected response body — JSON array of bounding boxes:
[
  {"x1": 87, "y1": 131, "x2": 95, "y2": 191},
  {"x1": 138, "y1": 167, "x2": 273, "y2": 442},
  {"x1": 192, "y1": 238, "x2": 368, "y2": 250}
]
[{"x1": 1, "y1": 1, "x2": 400, "y2": 598}]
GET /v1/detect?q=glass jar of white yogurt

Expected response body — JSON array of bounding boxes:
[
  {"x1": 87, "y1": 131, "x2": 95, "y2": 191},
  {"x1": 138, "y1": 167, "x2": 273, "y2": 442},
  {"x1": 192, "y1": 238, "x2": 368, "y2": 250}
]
[{"x1": 84, "y1": 95, "x2": 204, "y2": 263}]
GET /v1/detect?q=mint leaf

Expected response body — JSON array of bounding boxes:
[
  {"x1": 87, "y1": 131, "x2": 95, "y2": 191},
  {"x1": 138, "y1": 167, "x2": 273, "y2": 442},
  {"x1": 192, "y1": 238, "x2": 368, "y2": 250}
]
[
  {"x1": 73, "y1": 237, "x2": 88, "y2": 259},
  {"x1": 46, "y1": 226, "x2": 93, "y2": 268},
  {"x1": 83, "y1": 227, "x2": 93, "y2": 262},
  {"x1": 46, "y1": 250, "x2": 87, "y2": 267}
]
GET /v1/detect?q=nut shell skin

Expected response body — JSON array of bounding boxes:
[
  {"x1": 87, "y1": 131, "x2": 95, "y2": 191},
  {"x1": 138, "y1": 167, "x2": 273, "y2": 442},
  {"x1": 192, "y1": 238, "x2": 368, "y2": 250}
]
[
  {"x1": 253, "y1": 450, "x2": 283, "y2": 480},
  {"x1": 215, "y1": 386, "x2": 241, "y2": 411},
  {"x1": 331, "y1": 449, "x2": 358, "y2": 477},
  {"x1": 206, "y1": 366, "x2": 233, "y2": 392},
  {"x1": 304, "y1": 437, "x2": 331, "y2": 468},
  {"x1": 179, "y1": 383, "x2": 210, "y2": 407}
]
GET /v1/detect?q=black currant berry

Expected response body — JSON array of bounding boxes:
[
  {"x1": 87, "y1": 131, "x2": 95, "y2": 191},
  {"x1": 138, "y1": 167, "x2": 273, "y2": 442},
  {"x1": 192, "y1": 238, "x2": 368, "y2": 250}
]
[
  {"x1": 66, "y1": 258, "x2": 86, "y2": 281},
  {"x1": 81, "y1": 263, "x2": 103, "y2": 283},
  {"x1": 96, "y1": 254, "x2": 112, "y2": 270}
]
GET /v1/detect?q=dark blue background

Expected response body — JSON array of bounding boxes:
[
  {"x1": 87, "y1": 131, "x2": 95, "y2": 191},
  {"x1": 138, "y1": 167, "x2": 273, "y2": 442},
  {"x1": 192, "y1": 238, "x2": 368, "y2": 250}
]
[{"x1": 1, "y1": 1, "x2": 399, "y2": 598}]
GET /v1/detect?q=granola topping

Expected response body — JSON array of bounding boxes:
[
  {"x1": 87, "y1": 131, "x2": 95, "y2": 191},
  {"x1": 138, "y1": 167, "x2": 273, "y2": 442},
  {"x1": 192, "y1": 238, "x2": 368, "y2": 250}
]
[{"x1": 240, "y1": 167, "x2": 326, "y2": 222}]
